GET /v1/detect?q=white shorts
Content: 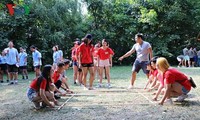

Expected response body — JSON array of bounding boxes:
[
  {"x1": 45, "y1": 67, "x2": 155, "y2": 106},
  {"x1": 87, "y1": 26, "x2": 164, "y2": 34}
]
[{"x1": 99, "y1": 59, "x2": 110, "y2": 67}]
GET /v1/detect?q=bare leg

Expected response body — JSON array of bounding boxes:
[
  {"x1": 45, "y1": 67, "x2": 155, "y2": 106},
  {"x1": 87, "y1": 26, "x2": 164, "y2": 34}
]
[
  {"x1": 73, "y1": 65, "x2": 78, "y2": 83},
  {"x1": 82, "y1": 67, "x2": 88, "y2": 87},
  {"x1": 88, "y1": 67, "x2": 94, "y2": 88},
  {"x1": 99, "y1": 67, "x2": 104, "y2": 84},
  {"x1": 105, "y1": 66, "x2": 110, "y2": 83},
  {"x1": 131, "y1": 72, "x2": 137, "y2": 86}
]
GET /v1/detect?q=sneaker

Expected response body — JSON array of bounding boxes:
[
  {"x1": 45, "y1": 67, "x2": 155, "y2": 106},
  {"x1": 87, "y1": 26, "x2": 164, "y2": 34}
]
[
  {"x1": 83, "y1": 86, "x2": 88, "y2": 90},
  {"x1": 88, "y1": 87, "x2": 95, "y2": 90},
  {"x1": 54, "y1": 95, "x2": 61, "y2": 99},
  {"x1": 164, "y1": 99, "x2": 173, "y2": 105},
  {"x1": 106, "y1": 83, "x2": 112, "y2": 88},
  {"x1": 22, "y1": 76, "x2": 25, "y2": 80},
  {"x1": 0, "y1": 80, "x2": 3, "y2": 83},
  {"x1": 96, "y1": 83, "x2": 102, "y2": 88},
  {"x1": 175, "y1": 94, "x2": 188, "y2": 102},
  {"x1": 7, "y1": 80, "x2": 9, "y2": 83},
  {"x1": 33, "y1": 101, "x2": 41, "y2": 110},
  {"x1": 14, "y1": 80, "x2": 18, "y2": 84},
  {"x1": 26, "y1": 76, "x2": 29, "y2": 80},
  {"x1": 41, "y1": 102, "x2": 47, "y2": 108},
  {"x1": 74, "y1": 81, "x2": 77, "y2": 84},
  {"x1": 8, "y1": 81, "x2": 14, "y2": 85},
  {"x1": 127, "y1": 85, "x2": 134, "y2": 89}
]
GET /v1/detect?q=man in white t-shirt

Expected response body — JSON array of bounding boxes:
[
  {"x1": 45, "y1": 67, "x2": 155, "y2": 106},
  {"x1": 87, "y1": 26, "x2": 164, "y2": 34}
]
[
  {"x1": 119, "y1": 33, "x2": 153, "y2": 89},
  {"x1": 5, "y1": 41, "x2": 19, "y2": 85},
  {"x1": 30, "y1": 45, "x2": 42, "y2": 77}
]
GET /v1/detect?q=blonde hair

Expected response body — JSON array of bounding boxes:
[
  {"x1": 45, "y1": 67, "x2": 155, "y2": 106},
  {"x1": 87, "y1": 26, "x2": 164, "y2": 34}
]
[{"x1": 156, "y1": 57, "x2": 170, "y2": 71}]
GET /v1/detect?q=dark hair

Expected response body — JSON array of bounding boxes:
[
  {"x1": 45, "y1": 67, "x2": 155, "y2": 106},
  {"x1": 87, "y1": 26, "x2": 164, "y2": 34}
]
[
  {"x1": 63, "y1": 59, "x2": 70, "y2": 65},
  {"x1": 37, "y1": 65, "x2": 52, "y2": 91},
  {"x1": 30, "y1": 45, "x2": 36, "y2": 49},
  {"x1": 83, "y1": 34, "x2": 93, "y2": 45},
  {"x1": 150, "y1": 56, "x2": 159, "y2": 64},
  {"x1": 57, "y1": 62, "x2": 65, "y2": 67},
  {"x1": 135, "y1": 33, "x2": 144, "y2": 40}
]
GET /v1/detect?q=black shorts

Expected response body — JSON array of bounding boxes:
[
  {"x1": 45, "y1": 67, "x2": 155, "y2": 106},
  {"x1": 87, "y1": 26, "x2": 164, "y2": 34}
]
[
  {"x1": 190, "y1": 58, "x2": 194, "y2": 62},
  {"x1": 81, "y1": 63, "x2": 94, "y2": 67},
  {"x1": 7, "y1": 64, "x2": 18, "y2": 73},
  {"x1": 54, "y1": 80, "x2": 62, "y2": 89},
  {"x1": 19, "y1": 66, "x2": 27, "y2": 70},
  {"x1": 34, "y1": 65, "x2": 41, "y2": 69},
  {"x1": 0, "y1": 64, "x2": 7, "y2": 71}
]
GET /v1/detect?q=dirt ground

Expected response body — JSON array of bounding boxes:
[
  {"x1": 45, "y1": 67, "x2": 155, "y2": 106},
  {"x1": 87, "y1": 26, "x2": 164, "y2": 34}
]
[{"x1": 0, "y1": 66, "x2": 200, "y2": 120}]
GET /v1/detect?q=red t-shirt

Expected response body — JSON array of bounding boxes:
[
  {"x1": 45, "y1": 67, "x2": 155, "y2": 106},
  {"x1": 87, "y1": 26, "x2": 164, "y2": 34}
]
[
  {"x1": 153, "y1": 69, "x2": 158, "y2": 77},
  {"x1": 71, "y1": 47, "x2": 78, "y2": 61},
  {"x1": 30, "y1": 78, "x2": 47, "y2": 91},
  {"x1": 93, "y1": 48, "x2": 99, "y2": 59},
  {"x1": 79, "y1": 43, "x2": 94, "y2": 64},
  {"x1": 164, "y1": 68, "x2": 191, "y2": 90},
  {"x1": 97, "y1": 47, "x2": 114, "y2": 60},
  {"x1": 52, "y1": 71, "x2": 62, "y2": 83},
  {"x1": 157, "y1": 73, "x2": 164, "y2": 87}
]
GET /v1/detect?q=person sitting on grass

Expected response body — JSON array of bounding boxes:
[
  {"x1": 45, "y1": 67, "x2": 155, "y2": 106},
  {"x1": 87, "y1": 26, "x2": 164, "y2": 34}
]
[
  {"x1": 155, "y1": 57, "x2": 196, "y2": 105},
  {"x1": 27, "y1": 65, "x2": 59, "y2": 109},
  {"x1": 52, "y1": 61, "x2": 73, "y2": 99}
]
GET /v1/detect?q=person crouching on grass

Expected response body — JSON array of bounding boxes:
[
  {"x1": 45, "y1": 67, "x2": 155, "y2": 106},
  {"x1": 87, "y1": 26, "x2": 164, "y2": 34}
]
[
  {"x1": 155, "y1": 57, "x2": 196, "y2": 105},
  {"x1": 97, "y1": 39, "x2": 114, "y2": 88},
  {"x1": 52, "y1": 61, "x2": 73, "y2": 99},
  {"x1": 27, "y1": 65, "x2": 59, "y2": 109}
]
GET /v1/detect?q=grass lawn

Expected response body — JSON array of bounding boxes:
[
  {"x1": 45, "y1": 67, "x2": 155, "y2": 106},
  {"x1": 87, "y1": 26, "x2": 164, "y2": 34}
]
[{"x1": 0, "y1": 66, "x2": 200, "y2": 120}]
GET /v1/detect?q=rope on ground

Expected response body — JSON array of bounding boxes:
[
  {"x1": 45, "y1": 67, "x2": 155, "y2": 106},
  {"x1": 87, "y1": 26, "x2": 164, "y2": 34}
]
[
  {"x1": 134, "y1": 89, "x2": 154, "y2": 104},
  {"x1": 57, "y1": 93, "x2": 76, "y2": 111}
]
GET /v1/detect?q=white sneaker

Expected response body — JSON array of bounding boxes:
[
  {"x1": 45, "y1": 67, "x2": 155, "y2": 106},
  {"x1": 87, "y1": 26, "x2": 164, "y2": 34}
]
[
  {"x1": 106, "y1": 83, "x2": 112, "y2": 88},
  {"x1": 164, "y1": 99, "x2": 173, "y2": 105},
  {"x1": 127, "y1": 85, "x2": 134, "y2": 89},
  {"x1": 14, "y1": 80, "x2": 18, "y2": 84},
  {"x1": 96, "y1": 83, "x2": 102, "y2": 88},
  {"x1": 176, "y1": 94, "x2": 188, "y2": 102}
]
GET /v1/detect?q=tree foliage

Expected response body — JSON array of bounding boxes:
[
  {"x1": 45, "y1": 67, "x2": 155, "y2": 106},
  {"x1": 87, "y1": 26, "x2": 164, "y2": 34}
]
[{"x1": 0, "y1": 0, "x2": 200, "y2": 68}]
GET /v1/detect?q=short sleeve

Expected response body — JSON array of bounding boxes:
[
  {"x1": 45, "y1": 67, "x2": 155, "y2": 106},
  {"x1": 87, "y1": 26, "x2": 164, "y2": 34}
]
[
  {"x1": 146, "y1": 42, "x2": 151, "y2": 49},
  {"x1": 131, "y1": 44, "x2": 136, "y2": 51},
  {"x1": 109, "y1": 48, "x2": 114, "y2": 55},
  {"x1": 38, "y1": 52, "x2": 42, "y2": 58},
  {"x1": 40, "y1": 79, "x2": 47, "y2": 89},
  {"x1": 165, "y1": 71, "x2": 175, "y2": 84}
]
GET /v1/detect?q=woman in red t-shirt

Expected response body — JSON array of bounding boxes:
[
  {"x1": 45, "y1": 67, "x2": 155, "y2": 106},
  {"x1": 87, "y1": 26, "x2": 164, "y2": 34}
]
[
  {"x1": 156, "y1": 57, "x2": 194, "y2": 105},
  {"x1": 97, "y1": 39, "x2": 114, "y2": 88},
  {"x1": 27, "y1": 65, "x2": 58, "y2": 109},
  {"x1": 71, "y1": 40, "x2": 80, "y2": 85},
  {"x1": 78, "y1": 34, "x2": 94, "y2": 90}
]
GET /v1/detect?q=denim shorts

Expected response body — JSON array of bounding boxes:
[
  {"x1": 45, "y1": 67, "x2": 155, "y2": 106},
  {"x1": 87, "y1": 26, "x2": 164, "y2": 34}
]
[
  {"x1": 182, "y1": 86, "x2": 190, "y2": 95},
  {"x1": 27, "y1": 88, "x2": 37, "y2": 102},
  {"x1": 132, "y1": 60, "x2": 149, "y2": 74}
]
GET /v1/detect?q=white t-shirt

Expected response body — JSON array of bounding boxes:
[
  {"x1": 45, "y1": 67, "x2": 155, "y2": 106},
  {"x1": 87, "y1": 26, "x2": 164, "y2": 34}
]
[
  {"x1": 131, "y1": 41, "x2": 151, "y2": 62},
  {"x1": 5, "y1": 47, "x2": 19, "y2": 65}
]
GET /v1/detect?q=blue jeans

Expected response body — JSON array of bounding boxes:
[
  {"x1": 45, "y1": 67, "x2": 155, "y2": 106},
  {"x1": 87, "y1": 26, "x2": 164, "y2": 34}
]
[{"x1": 27, "y1": 88, "x2": 37, "y2": 102}]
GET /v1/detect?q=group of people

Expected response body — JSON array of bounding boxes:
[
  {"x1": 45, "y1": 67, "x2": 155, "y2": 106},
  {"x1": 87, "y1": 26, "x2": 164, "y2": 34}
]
[
  {"x1": 1, "y1": 33, "x2": 196, "y2": 109},
  {"x1": 119, "y1": 33, "x2": 196, "y2": 105},
  {"x1": 27, "y1": 34, "x2": 115, "y2": 109},
  {"x1": 0, "y1": 41, "x2": 29, "y2": 84},
  {"x1": 177, "y1": 46, "x2": 200, "y2": 67}
]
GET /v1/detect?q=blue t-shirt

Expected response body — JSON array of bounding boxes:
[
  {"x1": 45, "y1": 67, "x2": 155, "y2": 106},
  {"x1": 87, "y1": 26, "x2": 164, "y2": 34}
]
[
  {"x1": 0, "y1": 55, "x2": 7, "y2": 64},
  {"x1": 19, "y1": 52, "x2": 28, "y2": 66},
  {"x1": 6, "y1": 47, "x2": 19, "y2": 65},
  {"x1": 58, "y1": 50, "x2": 63, "y2": 60},
  {"x1": 32, "y1": 50, "x2": 42, "y2": 66},
  {"x1": 53, "y1": 51, "x2": 59, "y2": 64}
]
